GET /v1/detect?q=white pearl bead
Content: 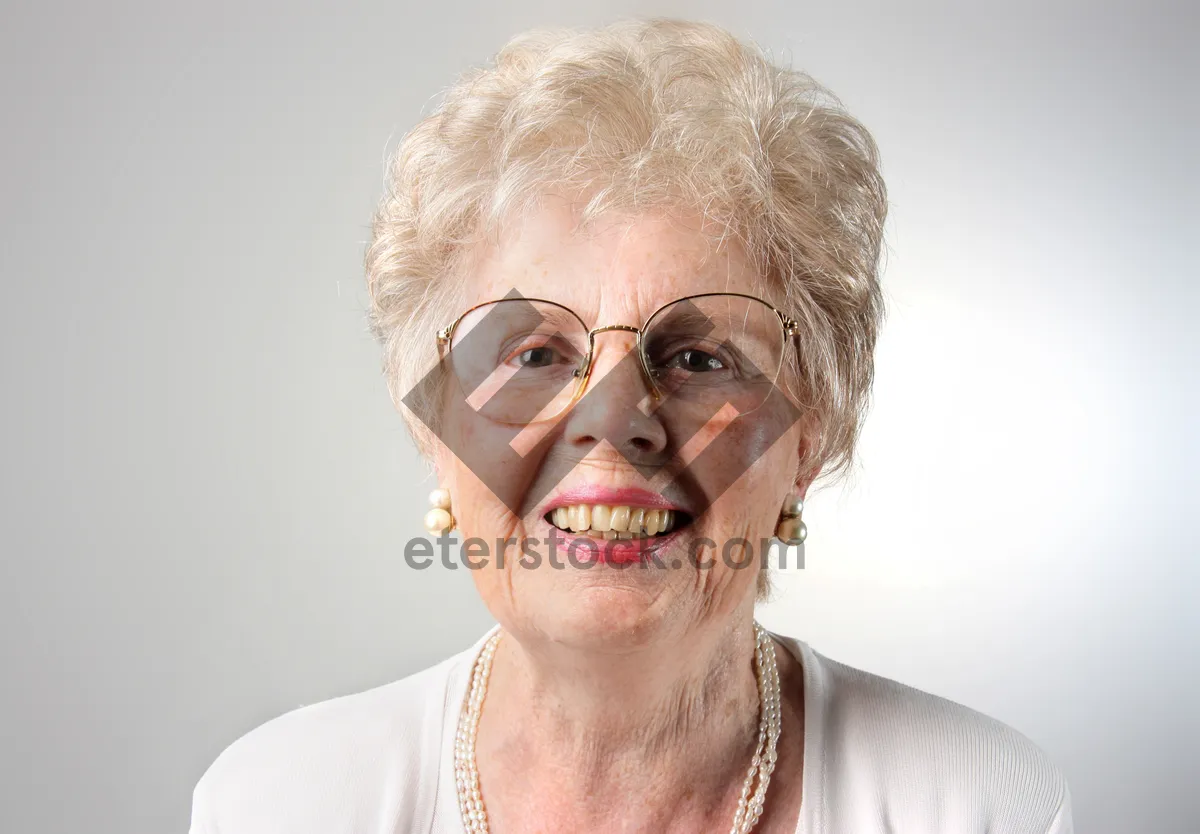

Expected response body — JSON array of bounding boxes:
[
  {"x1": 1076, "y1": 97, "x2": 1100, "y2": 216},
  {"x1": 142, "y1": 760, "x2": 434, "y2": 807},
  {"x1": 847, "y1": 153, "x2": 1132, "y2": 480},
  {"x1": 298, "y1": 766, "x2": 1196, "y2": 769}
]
[
  {"x1": 780, "y1": 495, "x2": 804, "y2": 517},
  {"x1": 429, "y1": 488, "x2": 452, "y2": 510},
  {"x1": 776, "y1": 516, "x2": 806, "y2": 544},
  {"x1": 424, "y1": 508, "x2": 453, "y2": 534}
]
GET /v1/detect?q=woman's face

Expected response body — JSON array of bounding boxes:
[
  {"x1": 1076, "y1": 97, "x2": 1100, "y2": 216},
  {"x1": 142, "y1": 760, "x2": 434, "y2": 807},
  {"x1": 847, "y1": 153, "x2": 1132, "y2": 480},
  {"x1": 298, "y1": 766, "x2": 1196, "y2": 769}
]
[{"x1": 433, "y1": 195, "x2": 809, "y2": 650}]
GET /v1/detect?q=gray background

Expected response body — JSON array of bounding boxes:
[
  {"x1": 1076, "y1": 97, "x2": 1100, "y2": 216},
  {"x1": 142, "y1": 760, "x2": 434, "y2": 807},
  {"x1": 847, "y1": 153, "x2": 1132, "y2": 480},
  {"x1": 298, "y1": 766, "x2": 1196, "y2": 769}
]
[{"x1": 1, "y1": 1, "x2": 1196, "y2": 832}]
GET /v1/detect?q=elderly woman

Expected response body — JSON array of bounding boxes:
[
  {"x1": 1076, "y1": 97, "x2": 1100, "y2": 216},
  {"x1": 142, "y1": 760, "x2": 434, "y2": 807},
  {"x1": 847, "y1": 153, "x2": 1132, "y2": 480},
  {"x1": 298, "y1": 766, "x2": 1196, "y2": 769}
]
[{"x1": 189, "y1": 18, "x2": 1071, "y2": 834}]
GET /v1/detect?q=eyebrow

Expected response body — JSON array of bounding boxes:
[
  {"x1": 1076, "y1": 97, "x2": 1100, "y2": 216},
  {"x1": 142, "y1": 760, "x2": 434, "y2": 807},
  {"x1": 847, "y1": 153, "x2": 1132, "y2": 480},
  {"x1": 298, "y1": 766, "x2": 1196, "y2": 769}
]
[{"x1": 645, "y1": 307, "x2": 719, "y2": 332}]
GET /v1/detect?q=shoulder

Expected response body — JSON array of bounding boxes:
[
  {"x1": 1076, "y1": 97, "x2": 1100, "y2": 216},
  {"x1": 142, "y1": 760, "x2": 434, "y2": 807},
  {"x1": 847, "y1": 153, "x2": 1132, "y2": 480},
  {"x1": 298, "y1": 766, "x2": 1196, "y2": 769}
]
[
  {"x1": 780, "y1": 636, "x2": 1072, "y2": 833},
  {"x1": 188, "y1": 638, "x2": 481, "y2": 834}
]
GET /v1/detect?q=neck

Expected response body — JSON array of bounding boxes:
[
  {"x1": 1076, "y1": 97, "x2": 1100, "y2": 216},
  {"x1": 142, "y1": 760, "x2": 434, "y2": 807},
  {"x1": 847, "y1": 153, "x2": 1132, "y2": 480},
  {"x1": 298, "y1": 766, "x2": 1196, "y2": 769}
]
[{"x1": 474, "y1": 609, "x2": 764, "y2": 827}]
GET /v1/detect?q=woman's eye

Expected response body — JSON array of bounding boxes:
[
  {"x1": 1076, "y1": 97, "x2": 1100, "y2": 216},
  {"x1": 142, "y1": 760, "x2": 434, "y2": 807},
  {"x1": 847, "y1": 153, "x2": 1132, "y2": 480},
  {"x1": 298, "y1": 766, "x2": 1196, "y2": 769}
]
[
  {"x1": 515, "y1": 346, "x2": 559, "y2": 368},
  {"x1": 667, "y1": 349, "x2": 726, "y2": 372}
]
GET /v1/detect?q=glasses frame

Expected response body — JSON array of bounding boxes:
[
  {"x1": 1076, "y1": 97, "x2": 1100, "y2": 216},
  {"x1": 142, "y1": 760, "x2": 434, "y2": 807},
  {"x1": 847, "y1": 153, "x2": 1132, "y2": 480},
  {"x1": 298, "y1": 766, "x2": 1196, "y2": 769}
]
[{"x1": 436, "y1": 291, "x2": 801, "y2": 423}]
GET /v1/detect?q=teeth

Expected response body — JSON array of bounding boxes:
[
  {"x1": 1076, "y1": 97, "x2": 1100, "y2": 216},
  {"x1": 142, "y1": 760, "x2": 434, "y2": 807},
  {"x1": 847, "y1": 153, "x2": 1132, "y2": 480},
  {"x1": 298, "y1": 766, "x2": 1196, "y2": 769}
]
[
  {"x1": 546, "y1": 503, "x2": 683, "y2": 537},
  {"x1": 591, "y1": 505, "x2": 612, "y2": 532},
  {"x1": 644, "y1": 510, "x2": 661, "y2": 536},
  {"x1": 628, "y1": 508, "x2": 645, "y2": 535},
  {"x1": 568, "y1": 504, "x2": 591, "y2": 532},
  {"x1": 610, "y1": 505, "x2": 631, "y2": 532}
]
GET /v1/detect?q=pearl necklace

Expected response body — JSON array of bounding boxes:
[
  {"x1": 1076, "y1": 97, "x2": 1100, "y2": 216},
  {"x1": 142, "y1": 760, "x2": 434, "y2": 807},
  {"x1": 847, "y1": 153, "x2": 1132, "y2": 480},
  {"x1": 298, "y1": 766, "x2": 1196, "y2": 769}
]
[{"x1": 453, "y1": 623, "x2": 782, "y2": 834}]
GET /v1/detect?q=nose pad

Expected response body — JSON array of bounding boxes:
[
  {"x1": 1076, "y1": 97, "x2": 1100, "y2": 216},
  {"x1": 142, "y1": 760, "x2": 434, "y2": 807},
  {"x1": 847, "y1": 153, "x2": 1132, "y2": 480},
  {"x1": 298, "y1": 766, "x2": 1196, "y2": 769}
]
[
  {"x1": 563, "y1": 329, "x2": 668, "y2": 455},
  {"x1": 575, "y1": 325, "x2": 662, "y2": 404}
]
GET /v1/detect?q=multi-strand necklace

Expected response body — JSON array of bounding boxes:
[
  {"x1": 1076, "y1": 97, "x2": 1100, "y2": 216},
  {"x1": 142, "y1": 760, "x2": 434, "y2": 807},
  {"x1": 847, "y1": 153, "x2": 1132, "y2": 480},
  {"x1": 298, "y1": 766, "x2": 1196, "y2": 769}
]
[{"x1": 453, "y1": 622, "x2": 782, "y2": 834}]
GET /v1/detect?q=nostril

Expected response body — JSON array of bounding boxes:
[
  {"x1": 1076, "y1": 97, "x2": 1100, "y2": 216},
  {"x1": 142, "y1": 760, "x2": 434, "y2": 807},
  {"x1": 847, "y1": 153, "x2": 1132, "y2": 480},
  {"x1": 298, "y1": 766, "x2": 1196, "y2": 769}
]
[{"x1": 628, "y1": 436, "x2": 656, "y2": 452}]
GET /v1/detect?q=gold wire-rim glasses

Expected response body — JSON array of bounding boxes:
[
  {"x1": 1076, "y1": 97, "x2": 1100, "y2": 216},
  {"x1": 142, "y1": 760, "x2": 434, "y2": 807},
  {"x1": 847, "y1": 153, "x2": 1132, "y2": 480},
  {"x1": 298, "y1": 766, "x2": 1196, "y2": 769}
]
[{"x1": 435, "y1": 291, "x2": 801, "y2": 425}]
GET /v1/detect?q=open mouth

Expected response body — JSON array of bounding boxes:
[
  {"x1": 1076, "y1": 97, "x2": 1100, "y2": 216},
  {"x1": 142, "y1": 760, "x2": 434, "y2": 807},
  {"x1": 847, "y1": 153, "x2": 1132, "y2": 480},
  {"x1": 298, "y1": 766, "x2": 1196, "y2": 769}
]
[{"x1": 543, "y1": 503, "x2": 694, "y2": 540}]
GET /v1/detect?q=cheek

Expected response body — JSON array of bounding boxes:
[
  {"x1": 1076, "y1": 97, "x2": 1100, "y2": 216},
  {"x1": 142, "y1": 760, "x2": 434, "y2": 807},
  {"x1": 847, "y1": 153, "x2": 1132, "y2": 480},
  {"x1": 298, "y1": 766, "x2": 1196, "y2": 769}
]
[
  {"x1": 671, "y1": 407, "x2": 800, "y2": 531},
  {"x1": 694, "y1": 425, "x2": 797, "y2": 600},
  {"x1": 438, "y1": 404, "x2": 545, "y2": 532}
]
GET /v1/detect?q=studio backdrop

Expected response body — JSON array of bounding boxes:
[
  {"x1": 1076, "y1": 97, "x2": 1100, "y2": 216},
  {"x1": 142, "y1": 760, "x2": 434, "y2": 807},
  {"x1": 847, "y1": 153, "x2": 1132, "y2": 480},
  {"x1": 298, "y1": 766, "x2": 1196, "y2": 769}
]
[{"x1": 0, "y1": 1, "x2": 1194, "y2": 833}]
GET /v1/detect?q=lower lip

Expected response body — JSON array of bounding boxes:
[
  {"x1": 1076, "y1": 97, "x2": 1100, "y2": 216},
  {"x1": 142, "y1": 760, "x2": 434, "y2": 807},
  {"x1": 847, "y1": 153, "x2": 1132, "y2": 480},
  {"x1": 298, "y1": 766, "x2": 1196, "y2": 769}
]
[{"x1": 544, "y1": 525, "x2": 686, "y2": 565}]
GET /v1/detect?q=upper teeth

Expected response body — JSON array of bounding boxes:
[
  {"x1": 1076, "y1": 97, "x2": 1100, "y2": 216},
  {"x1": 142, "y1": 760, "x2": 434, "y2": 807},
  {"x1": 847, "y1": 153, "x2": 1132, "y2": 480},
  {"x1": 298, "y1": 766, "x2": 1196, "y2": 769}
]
[{"x1": 549, "y1": 504, "x2": 678, "y2": 539}]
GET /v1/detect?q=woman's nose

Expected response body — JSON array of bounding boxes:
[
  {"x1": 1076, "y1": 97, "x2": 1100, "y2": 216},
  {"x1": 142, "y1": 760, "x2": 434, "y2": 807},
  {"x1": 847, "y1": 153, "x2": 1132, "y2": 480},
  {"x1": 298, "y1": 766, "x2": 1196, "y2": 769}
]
[{"x1": 562, "y1": 332, "x2": 668, "y2": 456}]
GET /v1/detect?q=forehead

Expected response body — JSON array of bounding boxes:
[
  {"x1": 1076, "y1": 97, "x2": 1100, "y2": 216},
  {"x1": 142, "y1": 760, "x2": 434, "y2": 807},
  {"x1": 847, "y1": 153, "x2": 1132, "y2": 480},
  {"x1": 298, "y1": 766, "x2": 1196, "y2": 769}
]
[{"x1": 462, "y1": 195, "x2": 765, "y2": 321}]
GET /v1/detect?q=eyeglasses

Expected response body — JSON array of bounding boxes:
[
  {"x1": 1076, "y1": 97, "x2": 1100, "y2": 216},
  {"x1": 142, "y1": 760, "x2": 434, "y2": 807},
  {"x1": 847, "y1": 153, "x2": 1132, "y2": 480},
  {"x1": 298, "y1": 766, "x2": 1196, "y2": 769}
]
[{"x1": 436, "y1": 291, "x2": 800, "y2": 426}]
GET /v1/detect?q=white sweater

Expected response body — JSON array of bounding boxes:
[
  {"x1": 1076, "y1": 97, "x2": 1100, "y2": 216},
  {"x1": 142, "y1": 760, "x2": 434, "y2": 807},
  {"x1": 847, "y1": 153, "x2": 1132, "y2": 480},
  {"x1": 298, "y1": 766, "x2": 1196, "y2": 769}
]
[{"x1": 189, "y1": 628, "x2": 1073, "y2": 833}]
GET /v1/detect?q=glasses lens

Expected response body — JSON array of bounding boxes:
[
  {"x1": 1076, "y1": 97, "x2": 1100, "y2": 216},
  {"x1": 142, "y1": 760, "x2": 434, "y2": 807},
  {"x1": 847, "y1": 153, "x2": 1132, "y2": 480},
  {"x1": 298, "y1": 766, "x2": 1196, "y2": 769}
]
[
  {"x1": 641, "y1": 294, "x2": 786, "y2": 415},
  {"x1": 445, "y1": 298, "x2": 589, "y2": 424}
]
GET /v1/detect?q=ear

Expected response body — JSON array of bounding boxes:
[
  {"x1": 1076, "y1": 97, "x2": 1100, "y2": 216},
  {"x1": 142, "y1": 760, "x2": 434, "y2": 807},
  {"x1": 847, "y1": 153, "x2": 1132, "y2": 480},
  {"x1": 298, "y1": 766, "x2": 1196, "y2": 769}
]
[
  {"x1": 790, "y1": 412, "x2": 822, "y2": 499},
  {"x1": 428, "y1": 441, "x2": 455, "y2": 491}
]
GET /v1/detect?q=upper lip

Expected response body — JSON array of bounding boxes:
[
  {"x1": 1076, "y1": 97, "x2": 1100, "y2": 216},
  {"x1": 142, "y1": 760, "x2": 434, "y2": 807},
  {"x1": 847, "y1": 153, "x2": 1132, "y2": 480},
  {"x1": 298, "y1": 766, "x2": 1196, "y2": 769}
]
[{"x1": 541, "y1": 485, "x2": 687, "y2": 516}]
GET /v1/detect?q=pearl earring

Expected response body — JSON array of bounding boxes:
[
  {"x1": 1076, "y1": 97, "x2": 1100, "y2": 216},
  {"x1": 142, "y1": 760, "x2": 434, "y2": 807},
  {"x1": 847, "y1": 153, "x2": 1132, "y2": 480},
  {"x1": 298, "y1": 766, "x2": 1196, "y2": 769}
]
[
  {"x1": 424, "y1": 488, "x2": 455, "y2": 535},
  {"x1": 775, "y1": 495, "x2": 807, "y2": 545}
]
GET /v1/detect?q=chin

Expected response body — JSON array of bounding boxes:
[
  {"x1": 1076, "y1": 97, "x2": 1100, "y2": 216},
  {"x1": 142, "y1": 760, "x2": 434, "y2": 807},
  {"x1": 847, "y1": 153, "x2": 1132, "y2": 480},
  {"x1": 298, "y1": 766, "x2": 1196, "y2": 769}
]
[
  {"x1": 496, "y1": 514, "x2": 714, "y2": 648},
  {"x1": 524, "y1": 572, "x2": 682, "y2": 651}
]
